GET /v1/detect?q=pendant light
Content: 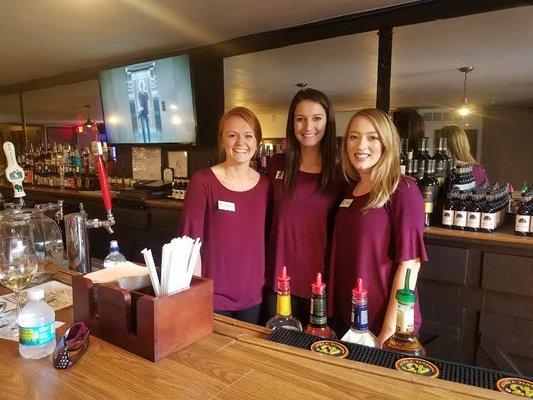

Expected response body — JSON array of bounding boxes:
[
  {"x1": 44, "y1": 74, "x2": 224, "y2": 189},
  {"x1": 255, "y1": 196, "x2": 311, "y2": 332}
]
[
  {"x1": 457, "y1": 67, "x2": 474, "y2": 117},
  {"x1": 84, "y1": 105, "x2": 94, "y2": 129},
  {"x1": 296, "y1": 82, "x2": 307, "y2": 91}
]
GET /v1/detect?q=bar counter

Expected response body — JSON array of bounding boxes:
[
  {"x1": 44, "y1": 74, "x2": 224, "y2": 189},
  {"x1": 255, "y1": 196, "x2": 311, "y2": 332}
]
[
  {"x1": 0, "y1": 301, "x2": 507, "y2": 400},
  {"x1": 1, "y1": 183, "x2": 532, "y2": 375}
]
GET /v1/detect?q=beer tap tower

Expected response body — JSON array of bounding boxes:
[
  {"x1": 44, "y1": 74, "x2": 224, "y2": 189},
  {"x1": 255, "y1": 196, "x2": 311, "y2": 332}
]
[
  {"x1": 3, "y1": 131, "x2": 115, "y2": 274},
  {"x1": 64, "y1": 129, "x2": 115, "y2": 273}
]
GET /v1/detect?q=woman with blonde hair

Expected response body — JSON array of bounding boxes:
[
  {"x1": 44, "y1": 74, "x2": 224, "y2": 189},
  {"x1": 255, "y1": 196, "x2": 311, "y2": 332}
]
[
  {"x1": 439, "y1": 124, "x2": 488, "y2": 185},
  {"x1": 179, "y1": 107, "x2": 270, "y2": 324},
  {"x1": 328, "y1": 108, "x2": 428, "y2": 345}
]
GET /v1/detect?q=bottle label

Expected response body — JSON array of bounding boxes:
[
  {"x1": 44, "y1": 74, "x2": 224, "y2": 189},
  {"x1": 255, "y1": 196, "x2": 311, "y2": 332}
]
[
  {"x1": 351, "y1": 303, "x2": 368, "y2": 331},
  {"x1": 310, "y1": 296, "x2": 327, "y2": 325},
  {"x1": 442, "y1": 209, "x2": 454, "y2": 226},
  {"x1": 515, "y1": 215, "x2": 531, "y2": 233},
  {"x1": 422, "y1": 186, "x2": 436, "y2": 214},
  {"x1": 454, "y1": 210, "x2": 467, "y2": 227},
  {"x1": 467, "y1": 212, "x2": 481, "y2": 229},
  {"x1": 481, "y1": 213, "x2": 496, "y2": 230},
  {"x1": 400, "y1": 165, "x2": 406, "y2": 175},
  {"x1": 19, "y1": 321, "x2": 55, "y2": 346},
  {"x1": 396, "y1": 308, "x2": 414, "y2": 334}
]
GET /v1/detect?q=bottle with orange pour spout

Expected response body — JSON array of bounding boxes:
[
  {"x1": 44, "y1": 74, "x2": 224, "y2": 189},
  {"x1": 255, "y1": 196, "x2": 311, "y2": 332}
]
[
  {"x1": 266, "y1": 267, "x2": 303, "y2": 331},
  {"x1": 304, "y1": 273, "x2": 337, "y2": 339},
  {"x1": 341, "y1": 277, "x2": 378, "y2": 347}
]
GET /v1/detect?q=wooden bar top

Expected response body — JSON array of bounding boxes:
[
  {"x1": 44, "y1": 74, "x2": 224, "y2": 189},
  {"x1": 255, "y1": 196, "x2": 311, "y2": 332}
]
[{"x1": 0, "y1": 302, "x2": 507, "y2": 399}]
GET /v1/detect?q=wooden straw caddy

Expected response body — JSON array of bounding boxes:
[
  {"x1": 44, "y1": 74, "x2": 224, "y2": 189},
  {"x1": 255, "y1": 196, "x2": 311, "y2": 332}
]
[{"x1": 72, "y1": 274, "x2": 213, "y2": 361}]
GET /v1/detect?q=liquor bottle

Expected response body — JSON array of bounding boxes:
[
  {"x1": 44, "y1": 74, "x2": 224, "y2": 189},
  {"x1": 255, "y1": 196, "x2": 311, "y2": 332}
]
[
  {"x1": 420, "y1": 160, "x2": 438, "y2": 226},
  {"x1": 413, "y1": 137, "x2": 430, "y2": 165},
  {"x1": 266, "y1": 267, "x2": 303, "y2": 331},
  {"x1": 453, "y1": 192, "x2": 469, "y2": 231},
  {"x1": 466, "y1": 193, "x2": 485, "y2": 232},
  {"x1": 480, "y1": 194, "x2": 497, "y2": 233},
  {"x1": 382, "y1": 268, "x2": 425, "y2": 357},
  {"x1": 400, "y1": 138, "x2": 409, "y2": 175},
  {"x1": 415, "y1": 159, "x2": 425, "y2": 185},
  {"x1": 432, "y1": 137, "x2": 449, "y2": 188},
  {"x1": 259, "y1": 144, "x2": 268, "y2": 175},
  {"x1": 341, "y1": 278, "x2": 378, "y2": 347},
  {"x1": 304, "y1": 273, "x2": 337, "y2": 339},
  {"x1": 441, "y1": 191, "x2": 456, "y2": 229},
  {"x1": 515, "y1": 195, "x2": 531, "y2": 236}
]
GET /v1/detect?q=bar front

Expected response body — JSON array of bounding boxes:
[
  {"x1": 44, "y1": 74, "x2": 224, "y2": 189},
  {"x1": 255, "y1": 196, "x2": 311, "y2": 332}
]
[{"x1": 0, "y1": 1, "x2": 532, "y2": 399}]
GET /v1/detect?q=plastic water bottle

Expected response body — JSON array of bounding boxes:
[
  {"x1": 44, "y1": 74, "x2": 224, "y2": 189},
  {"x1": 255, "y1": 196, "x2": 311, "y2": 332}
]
[
  {"x1": 18, "y1": 288, "x2": 56, "y2": 359},
  {"x1": 103, "y1": 240, "x2": 127, "y2": 268}
]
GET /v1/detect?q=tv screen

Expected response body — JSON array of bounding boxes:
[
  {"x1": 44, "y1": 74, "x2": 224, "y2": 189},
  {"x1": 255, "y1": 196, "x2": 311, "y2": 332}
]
[{"x1": 100, "y1": 55, "x2": 196, "y2": 144}]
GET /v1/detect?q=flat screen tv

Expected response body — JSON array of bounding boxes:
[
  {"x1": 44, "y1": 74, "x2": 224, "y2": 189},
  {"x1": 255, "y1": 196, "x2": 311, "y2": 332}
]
[{"x1": 100, "y1": 54, "x2": 196, "y2": 144}]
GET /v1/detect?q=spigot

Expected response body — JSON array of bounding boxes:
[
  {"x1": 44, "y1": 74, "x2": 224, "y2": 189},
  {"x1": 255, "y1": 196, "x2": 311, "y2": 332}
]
[{"x1": 34, "y1": 199, "x2": 64, "y2": 221}]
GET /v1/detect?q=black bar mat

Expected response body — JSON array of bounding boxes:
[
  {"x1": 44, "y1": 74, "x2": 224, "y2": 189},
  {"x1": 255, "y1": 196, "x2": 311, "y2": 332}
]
[{"x1": 267, "y1": 328, "x2": 532, "y2": 391}]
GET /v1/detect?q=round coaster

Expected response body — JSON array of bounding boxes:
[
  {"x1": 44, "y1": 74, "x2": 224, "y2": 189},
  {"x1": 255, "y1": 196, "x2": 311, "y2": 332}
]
[
  {"x1": 496, "y1": 377, "x2": 533, "y2": 397},
  {"x1": 310, "y1": 340, "x2": 349, "y2": 358},
  {"x1": 395, "y1": 357, "x2": 439, "y2": 378}
]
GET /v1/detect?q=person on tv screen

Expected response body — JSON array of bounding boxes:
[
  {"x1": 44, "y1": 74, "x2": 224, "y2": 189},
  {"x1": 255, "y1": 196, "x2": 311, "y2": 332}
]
[
  {"x1": 137, "y1": 80, "x2": 151, "y2": 142},
  {"x1": 179, "y1": 107, "x2": 270, "y2": 324}
]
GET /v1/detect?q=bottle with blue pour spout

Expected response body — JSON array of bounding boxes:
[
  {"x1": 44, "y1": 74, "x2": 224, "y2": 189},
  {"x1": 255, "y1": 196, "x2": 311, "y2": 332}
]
[{"x1": 341, "y1": 278, "x2": 378, "y2": 347}]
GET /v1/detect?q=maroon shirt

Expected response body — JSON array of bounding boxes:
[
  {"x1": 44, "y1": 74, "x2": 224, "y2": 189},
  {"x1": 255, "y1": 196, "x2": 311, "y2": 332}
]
[
  {"x1": 472, "y1": 163, "x2": 489, "y2": 186},
  {"x1": 266, "y1": 154, "x2": 343, "y2": 298},
  {"x1": 179, "y1": 168, "x2": 270, "y2": 311},
  {"x1": 328, "y1": 176, "x2": 428, "y2": 335}
]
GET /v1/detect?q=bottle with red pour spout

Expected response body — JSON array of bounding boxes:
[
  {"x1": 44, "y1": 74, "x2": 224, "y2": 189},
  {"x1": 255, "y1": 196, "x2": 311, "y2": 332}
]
[
  {"x1": 341, "y1": 278, "x2": 378, "y2": 347},
  {"x1": 304, "y1": 273, "x2": 337, "y2": 339},
  {"x1": 266, "y1": 267, "x2": 302, "y2": 331}
]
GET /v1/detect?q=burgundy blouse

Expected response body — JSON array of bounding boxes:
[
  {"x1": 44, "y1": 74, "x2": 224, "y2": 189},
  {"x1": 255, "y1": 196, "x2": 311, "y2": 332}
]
[
  {"x1": 266, "y1": 154, "x2": 343, "y2": 298},
  {"x1": 179, "y1": 168, "x2": 270, "y2": 311},
  {"x1": 472, "y1": 163, "x2": 489, "y2": 186},
  {"x1": 328, "y1": 176, "x2": 428, "y2": 335}
]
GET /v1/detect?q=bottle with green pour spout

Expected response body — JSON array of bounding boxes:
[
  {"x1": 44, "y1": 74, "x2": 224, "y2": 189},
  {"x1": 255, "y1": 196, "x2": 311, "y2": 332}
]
[{"x1": 382, "y1": 268, "x2": 425, "y2": 356}]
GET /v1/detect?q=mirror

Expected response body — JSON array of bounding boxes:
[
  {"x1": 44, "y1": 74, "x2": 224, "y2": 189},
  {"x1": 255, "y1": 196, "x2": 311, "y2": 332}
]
[
  {"x1": 391, "y1": 6, "x2": 533, "y2": 188},
  {"x1": 224, "y1": 31, "x2": 379, "y2": 139}
]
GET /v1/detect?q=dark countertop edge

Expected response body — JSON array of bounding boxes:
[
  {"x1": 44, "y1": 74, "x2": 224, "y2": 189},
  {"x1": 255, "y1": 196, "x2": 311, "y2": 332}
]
[{"x1": 0, "y1": 184, "x2": 183, "y2": 210}]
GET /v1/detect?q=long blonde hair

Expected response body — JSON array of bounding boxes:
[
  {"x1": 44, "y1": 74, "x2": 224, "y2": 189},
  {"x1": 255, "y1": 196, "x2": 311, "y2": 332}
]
[
  {"x1": 439, "y1": 125, "x2": 475, "y2": 164},
  {"x1": 341, "y1": 108, "x2": 401, "y2": 211}
]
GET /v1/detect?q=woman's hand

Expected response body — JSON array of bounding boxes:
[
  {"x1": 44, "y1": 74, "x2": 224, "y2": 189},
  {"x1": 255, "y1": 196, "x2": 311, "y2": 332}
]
[{"x1": 377, "y1": 324, "x2": 396, "y2": 347}]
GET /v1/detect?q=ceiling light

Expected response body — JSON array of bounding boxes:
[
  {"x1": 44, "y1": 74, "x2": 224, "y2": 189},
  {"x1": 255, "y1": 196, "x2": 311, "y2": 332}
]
[
  {"x1": 83, "y1": 105, "x2": 94, "y2": 129},
  {"x1": 456, "y1": 66, "x2": 474, "y2": 117}
]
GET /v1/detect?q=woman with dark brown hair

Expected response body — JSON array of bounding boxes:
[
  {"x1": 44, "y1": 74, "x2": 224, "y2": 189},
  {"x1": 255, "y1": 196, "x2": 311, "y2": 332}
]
[
  {"x1": 179, "y1": 107, "x2": 270, "y2": 324},
  {"x1": 265, "y1": 88, "x2": 343, "y2": 325},
  {"x1": 393, "y1": 109, "x2": 425, "y2": 153}
]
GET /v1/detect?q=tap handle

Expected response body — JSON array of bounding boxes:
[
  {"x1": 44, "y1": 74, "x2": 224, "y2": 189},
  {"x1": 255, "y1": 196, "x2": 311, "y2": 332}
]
[{"x1": 3, "y1": 142, "x2": 26, "y2": 199}]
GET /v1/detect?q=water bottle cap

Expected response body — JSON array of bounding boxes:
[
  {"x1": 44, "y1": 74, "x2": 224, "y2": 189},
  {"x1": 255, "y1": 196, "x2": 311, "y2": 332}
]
[
  {"x1": 110, "y1": 240, "x2": 119, "y2": 250},
  {"x1": 28, "y1": 288, "x2": 44, "y2": 300}
]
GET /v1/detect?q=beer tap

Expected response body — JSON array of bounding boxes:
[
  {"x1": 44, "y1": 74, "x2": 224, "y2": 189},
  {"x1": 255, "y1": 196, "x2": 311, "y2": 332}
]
[{"x1": 64, "y1": 128, "x2": 116, "y2": 273}]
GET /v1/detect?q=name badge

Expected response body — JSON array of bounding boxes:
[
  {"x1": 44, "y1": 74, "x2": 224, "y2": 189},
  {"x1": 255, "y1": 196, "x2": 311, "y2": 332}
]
[
  {"x1": 275, "y1": 171, "x2": 284, "y2": 179},
  {"x1": 339, "y1": 199, "x2": 353, "y2": 208},
  {"x1": 218, "y1": 200, "x2": 235, "y2": 212}
]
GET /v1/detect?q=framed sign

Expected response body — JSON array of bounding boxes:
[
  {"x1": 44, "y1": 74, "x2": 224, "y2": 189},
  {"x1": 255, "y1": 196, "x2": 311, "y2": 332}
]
[{"x1": 168, "y1": 151, "x2": 188, "y2": 178}]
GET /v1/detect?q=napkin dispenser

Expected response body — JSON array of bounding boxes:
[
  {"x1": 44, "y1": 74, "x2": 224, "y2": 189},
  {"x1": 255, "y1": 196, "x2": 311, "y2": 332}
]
[{"x1": 72, "y1": 274, "x2": 213, "y2": 362}]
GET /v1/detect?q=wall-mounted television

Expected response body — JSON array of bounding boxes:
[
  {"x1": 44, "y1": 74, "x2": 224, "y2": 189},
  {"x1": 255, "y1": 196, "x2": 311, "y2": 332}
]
[{"x1": 100, "y1": 54, "x2": 196, "y2": 144}]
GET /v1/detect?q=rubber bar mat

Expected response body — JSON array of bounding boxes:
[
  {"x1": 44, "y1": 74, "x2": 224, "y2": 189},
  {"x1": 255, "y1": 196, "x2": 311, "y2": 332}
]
[{"x1": 267, "y1": 328, "x2": 531, "y2": 391}]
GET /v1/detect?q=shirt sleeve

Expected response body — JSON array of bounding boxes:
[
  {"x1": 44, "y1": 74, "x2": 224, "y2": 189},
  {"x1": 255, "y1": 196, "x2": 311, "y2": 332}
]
[
  {"x1": 178, "y1": 171, "x2": 208, "y2": 241},
  {"x1": 389, "y1": 178, "x2": 429, "y2": 263}
]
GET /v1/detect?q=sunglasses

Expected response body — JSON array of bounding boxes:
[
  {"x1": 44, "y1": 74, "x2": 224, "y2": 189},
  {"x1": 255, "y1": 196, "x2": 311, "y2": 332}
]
[{"x1": 53, "y1": 322, "x2": 90, "y2": 369}]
